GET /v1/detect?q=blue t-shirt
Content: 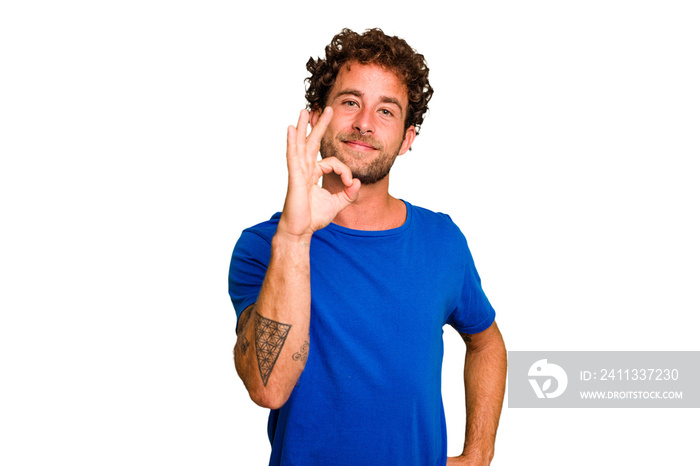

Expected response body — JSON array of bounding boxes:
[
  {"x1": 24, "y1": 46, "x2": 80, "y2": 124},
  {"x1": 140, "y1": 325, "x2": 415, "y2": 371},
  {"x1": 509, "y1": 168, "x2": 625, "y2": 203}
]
[{"x1": 229, "y1": 201, "x2": 495, "y2": 466}]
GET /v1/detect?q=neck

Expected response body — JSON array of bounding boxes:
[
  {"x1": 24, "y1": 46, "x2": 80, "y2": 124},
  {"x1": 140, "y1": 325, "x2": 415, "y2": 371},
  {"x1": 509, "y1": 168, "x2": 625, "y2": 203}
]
[{"x1": 322, "y1": 173, "x2": 406, "y2": 231}]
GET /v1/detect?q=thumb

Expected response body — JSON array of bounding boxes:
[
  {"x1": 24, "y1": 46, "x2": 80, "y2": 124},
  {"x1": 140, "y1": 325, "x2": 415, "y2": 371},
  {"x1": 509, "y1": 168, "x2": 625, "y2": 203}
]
[
  {"x1": 332, "y1": 178, "x2": 360, "y2": 209},
  {"x1": 344, "y1": 178, "x2": 361, "y2": 203}
]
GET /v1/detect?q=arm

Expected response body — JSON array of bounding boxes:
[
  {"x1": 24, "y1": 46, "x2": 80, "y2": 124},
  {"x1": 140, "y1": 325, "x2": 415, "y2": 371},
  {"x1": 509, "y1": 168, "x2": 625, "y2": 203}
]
[
  {"x1": 447, "y1": 321, "x2": 507, "y2": 465},
  {"x1": 233, "y1": 108, "x2": 360, "y2": 409}
]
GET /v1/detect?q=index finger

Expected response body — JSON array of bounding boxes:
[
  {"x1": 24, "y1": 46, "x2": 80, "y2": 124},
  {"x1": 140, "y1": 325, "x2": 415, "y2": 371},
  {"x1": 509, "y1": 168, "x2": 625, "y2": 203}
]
[
  {"x1": 307, "y1": 107, "x2": 333, "y2": 146},
  {"x1": 295, "y1": 109, "x2": 310, "y2": 146}
]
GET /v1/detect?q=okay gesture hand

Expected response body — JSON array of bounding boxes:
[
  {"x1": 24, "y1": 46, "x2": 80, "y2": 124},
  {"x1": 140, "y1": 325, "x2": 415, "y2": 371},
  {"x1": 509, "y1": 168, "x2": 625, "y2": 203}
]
[{"x1": 278, "y1": 107, "x2": 360, "y2": 240}]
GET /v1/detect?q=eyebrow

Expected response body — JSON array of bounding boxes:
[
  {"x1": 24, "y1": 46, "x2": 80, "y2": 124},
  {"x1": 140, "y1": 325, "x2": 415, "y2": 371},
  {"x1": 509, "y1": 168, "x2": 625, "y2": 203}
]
[{"x1": 332, "y1": 89, "x2": 405, "y2": 117}]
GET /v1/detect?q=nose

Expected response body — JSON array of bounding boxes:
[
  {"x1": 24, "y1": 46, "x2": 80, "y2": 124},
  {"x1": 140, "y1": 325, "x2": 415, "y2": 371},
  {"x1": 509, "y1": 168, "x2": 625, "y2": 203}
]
[{"x1": 353, "y1": 107, "x2": 374, "y2": 135}]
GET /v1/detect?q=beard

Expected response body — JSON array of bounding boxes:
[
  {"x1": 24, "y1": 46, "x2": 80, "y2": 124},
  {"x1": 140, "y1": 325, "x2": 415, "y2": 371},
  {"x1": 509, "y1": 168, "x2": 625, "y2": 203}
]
[{"x1": 320, "y1": 131, "x2": 401, "y2": 185}]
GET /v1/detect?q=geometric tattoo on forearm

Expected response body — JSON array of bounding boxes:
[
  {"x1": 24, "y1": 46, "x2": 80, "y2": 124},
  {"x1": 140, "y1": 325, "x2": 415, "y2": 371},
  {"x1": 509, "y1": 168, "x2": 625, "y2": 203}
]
[{"x1": 254, "y1": 312, "x2": 292, "y2": 386}]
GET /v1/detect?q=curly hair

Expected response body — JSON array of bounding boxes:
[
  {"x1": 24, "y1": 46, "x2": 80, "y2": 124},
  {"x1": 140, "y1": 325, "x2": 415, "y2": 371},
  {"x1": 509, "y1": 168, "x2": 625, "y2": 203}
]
[{"x1": 305, "y1": 28, "x2": 434, "y2": 135}]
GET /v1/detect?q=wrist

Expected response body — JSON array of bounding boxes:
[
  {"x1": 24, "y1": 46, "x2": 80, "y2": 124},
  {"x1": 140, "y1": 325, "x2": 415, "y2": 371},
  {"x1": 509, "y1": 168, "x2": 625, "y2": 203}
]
[
  {"x1": 458, "y1": 449, "x2": 493, "y2": 466},
  {"x1": 273, "y1": 229, "x2": 313, "y2": 246}
]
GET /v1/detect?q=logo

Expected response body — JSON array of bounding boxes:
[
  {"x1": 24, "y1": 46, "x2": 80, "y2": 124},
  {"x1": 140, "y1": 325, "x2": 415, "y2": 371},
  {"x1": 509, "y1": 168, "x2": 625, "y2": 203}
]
[{"x1": 528, "y1": 359, "x2": 568, "y2": 399}]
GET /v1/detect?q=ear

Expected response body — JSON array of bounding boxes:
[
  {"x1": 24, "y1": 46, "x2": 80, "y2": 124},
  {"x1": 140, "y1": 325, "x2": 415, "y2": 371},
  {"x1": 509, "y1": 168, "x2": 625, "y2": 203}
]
[
  {"x1": 398, "y1": 126, "x2": 416, "y2": 155},
  {"x1": 310, "y1": 107, "x2": 322, "y2": 128}
]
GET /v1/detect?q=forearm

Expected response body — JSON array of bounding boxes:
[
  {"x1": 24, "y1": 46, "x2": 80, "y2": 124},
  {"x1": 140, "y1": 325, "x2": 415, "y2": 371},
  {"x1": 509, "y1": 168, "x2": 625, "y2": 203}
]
[
  {"x1": 234, "y1": 231, "x2": 312, "y2": 409},
  {"x1": 461, "y1": 327, "x2": 507, "y2": 464},
  {"x1": 233, "y1": 107, "x2": 358, "y2": 409}
]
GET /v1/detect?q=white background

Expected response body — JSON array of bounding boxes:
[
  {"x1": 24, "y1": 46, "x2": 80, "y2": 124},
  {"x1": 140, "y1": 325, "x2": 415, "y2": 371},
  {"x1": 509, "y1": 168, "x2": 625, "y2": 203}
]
[{"x1": 1, "y1": 1, "x2": 698, "y2": 465}]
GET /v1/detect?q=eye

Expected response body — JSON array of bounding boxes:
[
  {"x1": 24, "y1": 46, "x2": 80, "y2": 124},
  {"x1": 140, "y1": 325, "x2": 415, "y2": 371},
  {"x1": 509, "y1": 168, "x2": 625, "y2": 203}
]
[
  {"x1": 379, "y1": 109, "x2": 394, "y2": 117},
  {"x1": 343, "y1": 100, "x2": 358, "y2": 107}
]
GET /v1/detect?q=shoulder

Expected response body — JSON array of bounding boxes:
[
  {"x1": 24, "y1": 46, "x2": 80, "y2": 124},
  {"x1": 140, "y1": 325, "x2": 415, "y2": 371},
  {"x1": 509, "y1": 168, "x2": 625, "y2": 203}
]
[
  {"x1": 231, "y1": 213, "x2": 281, "y2": 262},
  {"x1": 406, "y1": 202, "x2": 467, "y2": 244},
  {"x1": 238, "y1": 212, "x2": 282, "y2": 245}
]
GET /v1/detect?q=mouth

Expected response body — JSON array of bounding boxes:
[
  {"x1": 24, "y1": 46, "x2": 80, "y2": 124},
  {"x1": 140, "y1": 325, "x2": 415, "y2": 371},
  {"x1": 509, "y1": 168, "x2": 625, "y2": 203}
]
[{"x1": 343, "y1": 140, "x2": 376, "y2": 152}]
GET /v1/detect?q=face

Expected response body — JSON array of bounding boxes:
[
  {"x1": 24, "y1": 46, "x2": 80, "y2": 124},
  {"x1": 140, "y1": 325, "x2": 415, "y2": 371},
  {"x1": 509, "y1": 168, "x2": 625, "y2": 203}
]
[{"x1": 313, "y1": 62, "x2": 416, "y2": 185}]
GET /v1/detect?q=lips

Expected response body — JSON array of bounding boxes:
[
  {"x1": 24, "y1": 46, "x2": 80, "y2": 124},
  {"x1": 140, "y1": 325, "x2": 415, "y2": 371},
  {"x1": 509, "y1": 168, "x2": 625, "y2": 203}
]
[
  {"x1": 343, "y1": 140, "x2": 376, "y2": 151},
  {"x1": 339, "y1": 133, "x2": 381, "y2": 152}
]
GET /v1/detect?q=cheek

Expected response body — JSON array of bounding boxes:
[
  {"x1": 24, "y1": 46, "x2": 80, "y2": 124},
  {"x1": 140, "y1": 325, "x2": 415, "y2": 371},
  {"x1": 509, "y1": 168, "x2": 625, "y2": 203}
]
[
  {"x1": 330, "y1": 107, "x2": 357, "y2": 124},
  {"x1": 378, "y1": 118, "x2": 405, "y2": 135},
  {"x1": 326, "y1": 119, "x2": 347, "y2": 136}
]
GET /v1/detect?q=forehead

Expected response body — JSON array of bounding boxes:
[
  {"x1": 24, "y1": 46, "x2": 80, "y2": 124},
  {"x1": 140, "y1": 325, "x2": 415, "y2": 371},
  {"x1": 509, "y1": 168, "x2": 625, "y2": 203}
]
[{"x1": 329, "y1": 62, "x2": 408, "y2": 103}]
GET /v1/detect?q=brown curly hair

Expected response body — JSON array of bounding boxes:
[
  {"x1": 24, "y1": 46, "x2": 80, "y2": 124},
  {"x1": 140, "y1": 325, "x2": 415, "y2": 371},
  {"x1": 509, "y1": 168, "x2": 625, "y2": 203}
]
[{"x1": 305, "y1": 28, "x2": 434, "y2": 135}]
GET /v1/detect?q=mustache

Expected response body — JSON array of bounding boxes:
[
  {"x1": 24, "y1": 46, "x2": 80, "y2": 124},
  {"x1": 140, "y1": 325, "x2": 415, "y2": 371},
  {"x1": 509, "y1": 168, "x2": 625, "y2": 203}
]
[{"x1": 338, "y1": 132, "x2": 383, "y2": 151}]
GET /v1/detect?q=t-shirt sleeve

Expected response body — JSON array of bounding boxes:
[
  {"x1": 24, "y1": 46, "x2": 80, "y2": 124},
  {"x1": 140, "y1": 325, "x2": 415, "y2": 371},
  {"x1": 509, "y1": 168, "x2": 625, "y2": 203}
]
[
  {"x1": 445, "y1": 238, "x2": 496, "y2": 334},
  {"x1": 228, "y1": 230, "x2": 271, "y2": 323}
]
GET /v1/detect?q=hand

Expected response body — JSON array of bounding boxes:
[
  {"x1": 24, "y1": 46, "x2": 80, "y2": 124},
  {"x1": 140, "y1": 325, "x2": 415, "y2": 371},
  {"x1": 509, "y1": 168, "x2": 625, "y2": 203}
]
[{"x1": 278, "y1": 107, "x2": 360, "y2": 239}]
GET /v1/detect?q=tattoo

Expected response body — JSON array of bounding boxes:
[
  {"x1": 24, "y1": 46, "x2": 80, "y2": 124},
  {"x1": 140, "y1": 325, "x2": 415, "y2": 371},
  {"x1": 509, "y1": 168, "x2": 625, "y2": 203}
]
[
  {"x1": 461, "y1": 334, "x2": 472, "y2": 344},
  {"x1": 240, "y1": 335, "x2": 250, "y2": 355},
  {"x1": 254, "y1": 312, "x2": 292, "y2": 386},
  {"x1": 292, "y1": 340, "x2": 309, "y2": 363}
]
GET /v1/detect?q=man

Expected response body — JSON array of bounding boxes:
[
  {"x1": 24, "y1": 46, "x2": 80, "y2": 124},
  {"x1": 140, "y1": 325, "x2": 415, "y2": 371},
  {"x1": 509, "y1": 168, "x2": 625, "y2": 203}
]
[{"x1": 229, "y1": 28, "x2": 506, "y2": 465}]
